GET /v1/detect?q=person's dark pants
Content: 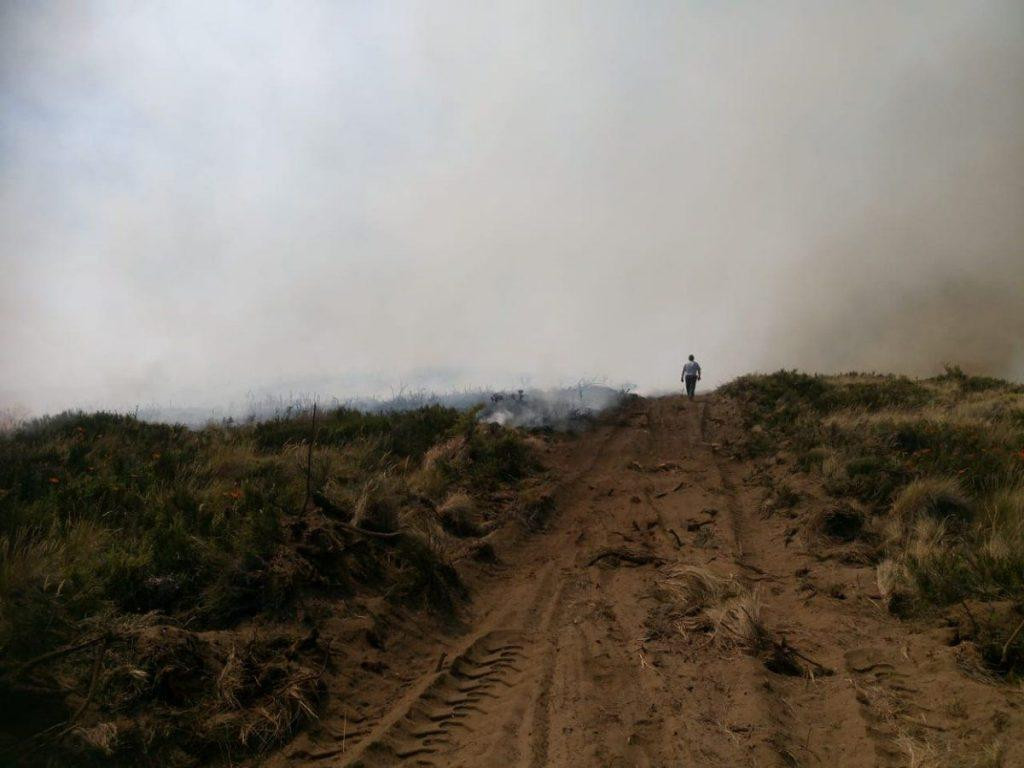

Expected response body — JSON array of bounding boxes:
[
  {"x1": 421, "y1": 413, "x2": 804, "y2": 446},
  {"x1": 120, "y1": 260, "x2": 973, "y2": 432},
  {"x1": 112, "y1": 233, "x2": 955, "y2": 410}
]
[{"x1": 685, "y1": 375, "x2": 698, "y2": 399}]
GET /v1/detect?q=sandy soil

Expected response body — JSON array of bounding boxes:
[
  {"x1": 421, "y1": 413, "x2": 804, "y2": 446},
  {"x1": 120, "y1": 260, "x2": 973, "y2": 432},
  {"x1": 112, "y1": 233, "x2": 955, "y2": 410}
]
[{"x1": 269, "y1": 394, "x2": 1023, "y2": 768}]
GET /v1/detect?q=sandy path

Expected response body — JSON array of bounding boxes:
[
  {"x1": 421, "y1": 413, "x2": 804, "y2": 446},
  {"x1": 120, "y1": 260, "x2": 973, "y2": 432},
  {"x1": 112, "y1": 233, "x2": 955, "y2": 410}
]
[{"x1": 280, "y1": 394, "x2": 1022, "y2": 768}]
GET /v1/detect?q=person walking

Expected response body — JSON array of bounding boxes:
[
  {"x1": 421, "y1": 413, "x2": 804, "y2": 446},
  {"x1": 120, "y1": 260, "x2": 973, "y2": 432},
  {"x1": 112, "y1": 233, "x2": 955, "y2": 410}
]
[{"x1": 681, "y1": 355, "x2": 701, "y2": 399}]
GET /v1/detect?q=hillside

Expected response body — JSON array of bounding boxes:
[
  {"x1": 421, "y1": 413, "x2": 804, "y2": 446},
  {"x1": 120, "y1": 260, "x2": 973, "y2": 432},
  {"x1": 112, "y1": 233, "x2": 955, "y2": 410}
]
[
  {"x1": 3, "y1": 370, "x2": 1024, "y2": 767},
  {"x1": 0, "y1": 404, "x2": 557, "y2": 766}
]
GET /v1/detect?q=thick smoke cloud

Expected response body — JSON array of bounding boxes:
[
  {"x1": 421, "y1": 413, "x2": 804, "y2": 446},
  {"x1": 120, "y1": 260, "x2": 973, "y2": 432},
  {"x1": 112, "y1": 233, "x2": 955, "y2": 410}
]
[{"x1": 2, "y1": 1, "x2": 1022, "y2": 415}]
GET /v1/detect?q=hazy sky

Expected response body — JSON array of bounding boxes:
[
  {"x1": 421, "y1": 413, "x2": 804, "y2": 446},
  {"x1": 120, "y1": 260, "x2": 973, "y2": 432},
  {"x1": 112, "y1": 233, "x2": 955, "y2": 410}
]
[{"x1": 3, "y1": 1, "x2": 1022, "y2": 413}]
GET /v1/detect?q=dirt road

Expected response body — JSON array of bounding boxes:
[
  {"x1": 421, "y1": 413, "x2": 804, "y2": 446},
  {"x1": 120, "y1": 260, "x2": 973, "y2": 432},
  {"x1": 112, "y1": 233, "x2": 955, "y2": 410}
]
[{"x1": 277, "y1": 394, "x2": 1021, "y2": 767}]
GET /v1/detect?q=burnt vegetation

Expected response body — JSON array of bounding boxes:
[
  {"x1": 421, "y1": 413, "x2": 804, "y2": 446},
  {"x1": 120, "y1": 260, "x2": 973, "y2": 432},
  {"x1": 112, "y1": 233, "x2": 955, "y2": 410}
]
[
  {"x1": 722, "y1": 367, "x2": 1024, "y2": 679},
  {"x1": 0, "y1": 404, "x2": 546, "y2": 766}
]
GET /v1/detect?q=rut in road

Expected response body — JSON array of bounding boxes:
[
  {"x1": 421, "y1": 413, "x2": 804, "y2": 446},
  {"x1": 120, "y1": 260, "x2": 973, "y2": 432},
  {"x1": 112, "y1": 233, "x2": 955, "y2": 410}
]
[{"x1": 279, "y1": 394, "x2": 1020, "y2": 768}]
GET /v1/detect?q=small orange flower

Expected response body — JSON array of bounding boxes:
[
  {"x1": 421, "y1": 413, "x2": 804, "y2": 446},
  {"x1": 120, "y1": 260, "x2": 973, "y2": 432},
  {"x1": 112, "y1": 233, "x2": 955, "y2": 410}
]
[
  {"x1": 1019, "y1": 449, "x2": 1024, "y2": 461},
  {"x1": 226, "y1": 489, "x2": 243, "y2": 500},
  {"x1": 48, "y1": 477, "x2": 60, "y2": 484}
]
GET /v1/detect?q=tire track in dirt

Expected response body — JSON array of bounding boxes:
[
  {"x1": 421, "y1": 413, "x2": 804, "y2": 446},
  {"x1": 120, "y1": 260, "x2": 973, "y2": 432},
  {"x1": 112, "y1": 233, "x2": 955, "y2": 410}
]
[
  {"x1": 524, "y1": 573, "x2": 571, "y2": 768},
  {"x1": 355, "y1": 630, "x2": 529, "y2": 766},
  {"x1": 327, "y1": 413, "x2": 640, "y2": 767}
]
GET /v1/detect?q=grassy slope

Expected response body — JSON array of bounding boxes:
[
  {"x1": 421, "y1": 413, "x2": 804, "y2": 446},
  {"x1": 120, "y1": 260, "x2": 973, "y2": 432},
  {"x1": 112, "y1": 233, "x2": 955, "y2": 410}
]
[
  {"x1": 721, "y1": 367, "x2": 1024, "y2": 677},
  {"x1": 0, "y1": 405, "x2": 546, "y2": 766}
]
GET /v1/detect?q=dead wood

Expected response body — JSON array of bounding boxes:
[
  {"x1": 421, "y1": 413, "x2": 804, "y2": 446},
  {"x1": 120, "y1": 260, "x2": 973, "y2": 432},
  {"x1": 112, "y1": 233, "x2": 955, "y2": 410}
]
[
  {"x1": 336, "y1": 521, "x2": 403, "y2": 540},
  {"x1": 1002, "y1": 616, "x2": 1024, "y2": 665},
  {"x1": 17, "y1": 634, "x2": 108, "y2": 676},
  {"x1": 655, "y1": 481, "x2": 686, "y2": 499},
  {"x1": 586, "y1": 547, "x2": 666, "y2": 568}
]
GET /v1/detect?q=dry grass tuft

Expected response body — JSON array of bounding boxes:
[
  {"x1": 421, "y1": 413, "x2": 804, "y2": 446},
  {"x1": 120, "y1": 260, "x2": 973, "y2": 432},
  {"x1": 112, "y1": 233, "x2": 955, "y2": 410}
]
[
  {"x1": 421, "y1": 436, "x2": 466, "y2": 473},
  {"x1": 810, "y1": 503, "x2": 867, "y2": 543},
  {"x1": 648, "y1": 565, "x2": 764, "y2": 648},
  {"x1": 887, "y1": 477, "x2": 971, "y2": 545},
  {"x1": 71, "y1": 722, "x2": 118, "y2": 756},
  {"x1": 438, "y1": 492, "x2": 484, "y2": 537},
  {"x1": 352, "y1": 473, "x2": 405, "y2": 533}
]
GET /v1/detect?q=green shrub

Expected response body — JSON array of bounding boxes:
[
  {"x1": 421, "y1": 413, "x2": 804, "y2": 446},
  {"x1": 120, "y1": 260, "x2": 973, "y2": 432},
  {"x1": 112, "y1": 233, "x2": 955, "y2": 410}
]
[
  {"x1": 252, "y1": 405, "x2": 460, "y2": 459},
  {"x1": 463, "y1": 429, "x2": 537, "y2": 491},
  {"x1": 872, "y1": 417, "x2": 1021, "y2": 492},
  {"x1": 937, "y1": 364, "x2": 1021, "y2": 394},
  {"x1": 824, "y1": 378, "x2": 930, "y2": 410}
]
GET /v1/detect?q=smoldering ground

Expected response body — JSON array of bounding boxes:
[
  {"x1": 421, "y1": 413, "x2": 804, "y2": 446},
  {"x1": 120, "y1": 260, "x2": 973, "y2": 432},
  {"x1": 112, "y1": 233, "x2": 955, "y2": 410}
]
[{"x1": 1, "y1": 1, "x2": 1022, "y2": 416}]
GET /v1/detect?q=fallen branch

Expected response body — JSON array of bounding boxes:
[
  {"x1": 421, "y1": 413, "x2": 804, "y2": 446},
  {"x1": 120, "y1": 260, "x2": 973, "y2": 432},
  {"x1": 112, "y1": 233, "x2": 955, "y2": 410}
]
[
  {"x1": 1001, "y1": 616, "x2": 1024, "y2": 665},
  {"x1": 17, "y1": 634, "x2": 108, "y2": 676},
  {"x1": 960, "y1": 599, "x2": 979, "y2": 637},
  {"x1": 654, "y1": 481, "x2": 687, "y2": 499},
  {"x1": 778, "y1": 637, "x2": 834, "y2": 676},
  {"x1": 70, "y1": 637, "x2": 108, "y2": 723},
  {"x1": 337, "y1": 521, "x2": 403, "y2": 540},
  {"x1": 302, "y1": 401, "x2": 318, "y2": 512},
  {"x1": 586, "y1": 547, "x2": 665, "y2": 568},
  {"x1": 311, "y1": 491, "x2": 403, "y2": 539},
  {"x1": 735, "y1": 560, "x2": 769, "y2": 576}
]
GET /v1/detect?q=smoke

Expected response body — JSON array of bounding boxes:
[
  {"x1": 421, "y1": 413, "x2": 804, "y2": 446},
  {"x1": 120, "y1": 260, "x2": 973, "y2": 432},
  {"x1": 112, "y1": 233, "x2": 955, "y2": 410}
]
[
  {"x1": 2, "y1": 1, "x2": 1022, "y2": 415},
  {"x1": 479, "y1": 385, "x2": 626, "y2": 431}
]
